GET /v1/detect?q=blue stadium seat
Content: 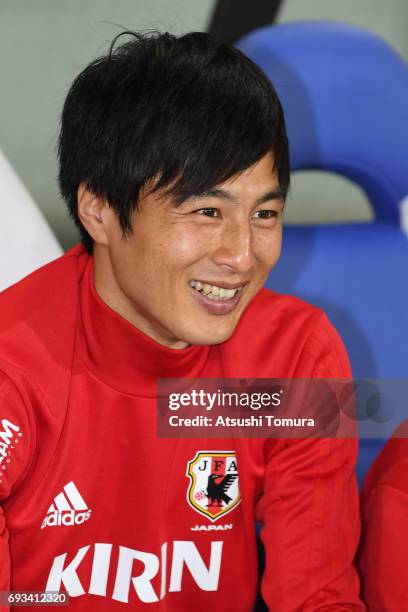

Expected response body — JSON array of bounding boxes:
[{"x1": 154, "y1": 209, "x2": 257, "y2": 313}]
[{"x1": 237, "y1": 22, "x2": 408, "y2": 486}]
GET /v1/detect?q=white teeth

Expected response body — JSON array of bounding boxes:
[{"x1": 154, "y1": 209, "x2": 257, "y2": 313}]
[{"x1": 189, "y1": 280, "x2": 242, "y2": 300}]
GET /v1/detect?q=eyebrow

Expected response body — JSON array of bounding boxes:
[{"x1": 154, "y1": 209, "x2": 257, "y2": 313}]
[{"x1": 188, "y1": 186, "x2": 285, "y2": 206}]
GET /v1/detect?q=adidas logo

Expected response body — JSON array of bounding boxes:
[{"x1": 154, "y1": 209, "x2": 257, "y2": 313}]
[{"x1": 41, "y1": 481, "x2": 92, "y2": 530}]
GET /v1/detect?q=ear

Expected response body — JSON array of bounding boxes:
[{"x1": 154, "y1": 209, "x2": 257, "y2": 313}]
[{"x1": 77, "y1": 182, "x2": 113, "y2": 246}]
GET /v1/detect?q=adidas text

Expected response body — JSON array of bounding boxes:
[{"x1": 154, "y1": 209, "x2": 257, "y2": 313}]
[
  {"x1": 41, "y1": 481, "x2": 91, "y2": 530},
  {"x1": 41, "y1": 509, "x2": 92, "y2": 530}
]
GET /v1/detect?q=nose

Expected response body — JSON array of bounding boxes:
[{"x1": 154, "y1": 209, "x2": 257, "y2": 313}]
[{"x1": 211, "y1": 217, "x2": 255, "y2": 273}]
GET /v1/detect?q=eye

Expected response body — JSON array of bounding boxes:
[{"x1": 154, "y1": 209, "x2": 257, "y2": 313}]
[
  {"x1": 254, "y1": 210, "x2": 279, "y2": 219},
  {"x1": 195, "y1": 208, "x2": 219, "y2": 218}
]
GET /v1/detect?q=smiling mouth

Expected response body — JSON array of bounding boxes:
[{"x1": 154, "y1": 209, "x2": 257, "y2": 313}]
[{"x1": 188, "y1": 280, "x2": 243, "y2": 301}]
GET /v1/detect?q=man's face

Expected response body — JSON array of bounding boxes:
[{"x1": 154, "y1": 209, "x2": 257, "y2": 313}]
[{"x1": 94, "y1": 153, "x2": 284, "y2": 349}]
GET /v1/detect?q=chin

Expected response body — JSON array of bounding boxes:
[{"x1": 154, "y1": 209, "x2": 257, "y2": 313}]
[{"x1": 180, "y1": 324, "x2": 236, "y2": 347}]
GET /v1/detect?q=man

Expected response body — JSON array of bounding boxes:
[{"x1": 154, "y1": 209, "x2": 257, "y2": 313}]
[
  {"x1": 0, "y1": 31, "x2": 364, "y2": 610},
  {"x1": 359, "y1": 424, "x2": 408, "y2": 610}
]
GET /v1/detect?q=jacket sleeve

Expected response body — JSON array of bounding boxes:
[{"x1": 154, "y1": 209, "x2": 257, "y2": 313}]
[
  {"x1": 359, "y1": 436, "x2": 408, "y2": 611},
  {"x1": 0, "y1": 371, "x2": 35, "y2": 593},
  {"x1": 255, "y1": 313, "x2": 365, "y2": 610}
]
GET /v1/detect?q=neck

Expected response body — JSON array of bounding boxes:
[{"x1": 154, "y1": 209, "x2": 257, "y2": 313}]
[{"x1": 77, "y1": 253, "x2": 214, "y2": 396}]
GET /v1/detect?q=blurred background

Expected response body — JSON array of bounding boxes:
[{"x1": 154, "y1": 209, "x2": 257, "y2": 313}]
[
  {"x1": 1, "y1": 1, "x2": 408, "y2": 483},
  {"x1": 1, "y1": 0, "x2": 407, "y2": 251},
  {"x1": 1, "y1": 6, "x2": 407, "y2": 606}
]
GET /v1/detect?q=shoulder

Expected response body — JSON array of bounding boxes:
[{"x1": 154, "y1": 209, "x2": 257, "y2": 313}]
[
  {"x1": 223, "y1": 288, "x2": 350, "y2": 377},
  {"x1": 245, "y1": 286, "x2": 338, "y2": 330},
  {"x1": 0, "y1": 243, "x2": 87, "y2": 341},
  {"x1": 236, "y1": 287, "x2": 323, "y2": 340},
  {"x1": 0, "y1": 244, "x2": 88, "y2": 404},
  {"x1": 0, "y1": 243, "x2": 85, "y2": 332}
]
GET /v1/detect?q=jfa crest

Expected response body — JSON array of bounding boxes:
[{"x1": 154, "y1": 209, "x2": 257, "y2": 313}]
[{"x1": 186, "y1": 451, "x2": 241, "y2": 521}]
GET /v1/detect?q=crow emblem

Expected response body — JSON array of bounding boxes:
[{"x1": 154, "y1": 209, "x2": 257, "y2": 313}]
[
  {"x1": 206, "y1": 474, "x2": 237, "y2": 506},
  {"x1": 186, "y1": 451, "x2": 241, "y2": 521}
]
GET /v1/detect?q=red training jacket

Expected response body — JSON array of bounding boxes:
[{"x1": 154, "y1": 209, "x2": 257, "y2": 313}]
[{"x1": 0, "y1": 245, "x2": 364, "y2": 610}]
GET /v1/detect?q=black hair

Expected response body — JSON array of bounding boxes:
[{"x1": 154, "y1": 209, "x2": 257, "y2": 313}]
[{"x1": 58, "y1": 30, "x2": 290, "y2": 253}]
